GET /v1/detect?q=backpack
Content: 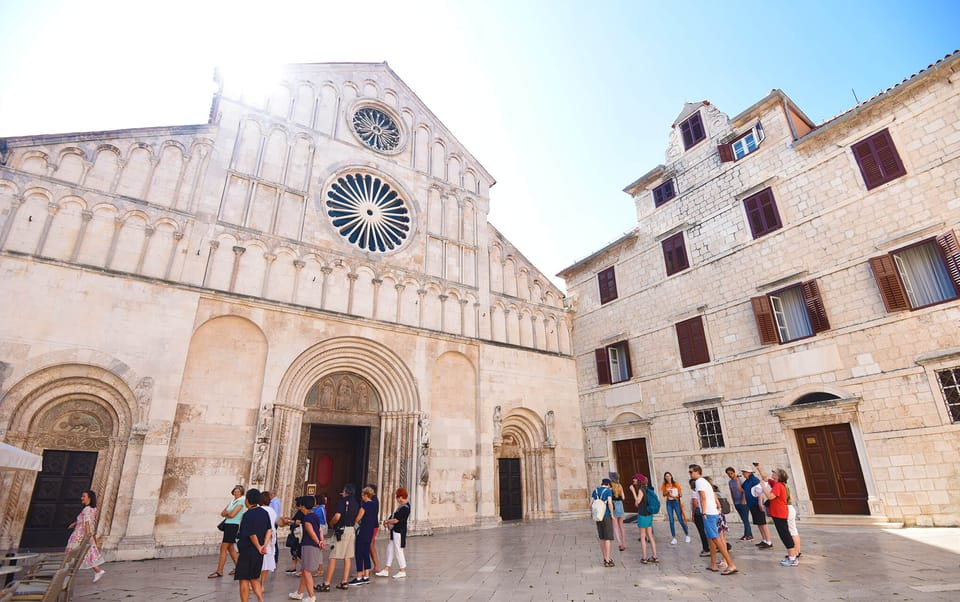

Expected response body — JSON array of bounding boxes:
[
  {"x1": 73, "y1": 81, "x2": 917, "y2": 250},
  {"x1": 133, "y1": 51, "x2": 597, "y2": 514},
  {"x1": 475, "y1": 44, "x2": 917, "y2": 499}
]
[
  {"x1": 591, "y1": 488, "x2": 607, "y2": 522},
  {"x1": 644, "y1": 485, "x2": 661, "y2": 515}
]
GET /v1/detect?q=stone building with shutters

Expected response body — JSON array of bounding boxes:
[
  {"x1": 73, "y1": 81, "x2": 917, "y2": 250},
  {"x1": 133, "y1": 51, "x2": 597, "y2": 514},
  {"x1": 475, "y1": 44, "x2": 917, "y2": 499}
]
[
  {"x1": 0, "y1": 63, "x2": 586, "y2": 557},
  {"x1": 559, "y1": 52, "x2": 960, "y2": 525}
]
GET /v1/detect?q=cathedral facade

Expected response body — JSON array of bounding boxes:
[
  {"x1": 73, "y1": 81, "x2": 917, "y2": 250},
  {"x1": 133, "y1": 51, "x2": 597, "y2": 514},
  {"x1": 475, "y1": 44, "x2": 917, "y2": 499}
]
[
  {"x1": 560, "y1": 52, "x2": 960, "y2": 526},
  {"x1": 0, "y1": 63, "x2": 585, "y2": 558}
]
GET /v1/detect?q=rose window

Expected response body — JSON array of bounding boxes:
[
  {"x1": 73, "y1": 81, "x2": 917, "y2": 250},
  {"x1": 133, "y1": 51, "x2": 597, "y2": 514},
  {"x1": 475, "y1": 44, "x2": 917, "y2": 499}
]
[
  {"x1": 351, "y1": 107, "x2": 401, "y2": 152},
  {"x1": 326, "y1": 173, "x2": 411, "y2": 252}
]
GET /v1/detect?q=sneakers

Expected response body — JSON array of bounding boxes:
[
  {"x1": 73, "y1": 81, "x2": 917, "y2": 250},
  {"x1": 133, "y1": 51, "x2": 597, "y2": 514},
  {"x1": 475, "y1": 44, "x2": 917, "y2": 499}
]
[
  {"x1": 740, "y1": 535, "x2": 754, "y2": 541},
  {"x1": 685, "y1": 535, "x2": 691, "y2": 543},
  {"x1": 670, "y1": 537, "x2": 677, "y2": 545},
  {"x1": 289, "y1": 593, "x2": 303, "y2": 600},
  {"x1": 393, "y1": 571, "x2": 406, "y2": 579},
  {"x1": 699, "y1": 551, "x2": 711, "y2": 557},
  {"x1": 303, "y1": 597, "x2": 316, "y2": 602},
  {"x1": 348, "y1": 577, "x2": 369, "y2": 586},
  {"x1": 780, "y1": 557, "x2": 799, "y2": 567},
  {"x1": 756, "y1": 541, "x2": 774, "y2": 549},
  {"x1": 93, "y1": 570, "x2": 105, "y2": 583},
  {"x1": 375, "y1": 569, "x2": 390, "y2": 577}
]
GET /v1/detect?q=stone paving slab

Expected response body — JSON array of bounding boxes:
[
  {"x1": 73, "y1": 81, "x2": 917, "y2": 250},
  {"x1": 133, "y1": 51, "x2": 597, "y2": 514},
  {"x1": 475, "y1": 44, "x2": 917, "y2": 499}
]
[{"x1": 56, "y1": 519, "x2": 960, "y2": 601}]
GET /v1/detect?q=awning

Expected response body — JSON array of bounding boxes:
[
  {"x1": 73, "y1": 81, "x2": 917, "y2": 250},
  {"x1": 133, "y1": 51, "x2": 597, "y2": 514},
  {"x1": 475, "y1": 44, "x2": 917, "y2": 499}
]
[{"x1": 0, "y1": 441, "x2": 42, "y2": 471}]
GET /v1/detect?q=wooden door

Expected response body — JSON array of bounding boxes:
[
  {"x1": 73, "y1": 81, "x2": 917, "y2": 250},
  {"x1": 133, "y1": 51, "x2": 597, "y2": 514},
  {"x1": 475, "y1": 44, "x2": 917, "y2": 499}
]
[
  {"x1": 21, "y1": 450, "x2": 98, "y2": 550},
  {"x1": 613, "y1": 438, "x2": 651, "y2": 513},
  {"x1": 309, "y1": 425, "x2": 369, "y2": 517},
  {"x1": 498, "y1": 458, "x2": 522, "y2": 521},
  {"x1": 796, "y1": 424, "x2": 869, "y2": 515}
]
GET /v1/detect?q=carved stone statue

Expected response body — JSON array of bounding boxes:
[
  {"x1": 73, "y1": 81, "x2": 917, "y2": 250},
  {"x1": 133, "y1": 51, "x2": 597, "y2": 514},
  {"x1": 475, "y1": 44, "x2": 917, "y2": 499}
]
[
  {"x1": 419, "y1": 413, "x2": 430, "y2": 448},
  {"x1": 545, "y1": 410, "x2": 556, "y2": 446},
  {"x1": 252, "y1": 441, "x2": 269, "y2": 483},
  {"x1": 418, "y1": 446, "x2": 430, "y2": 485},
  {"x1": 133, "y1": 376, "x2": 154, "y2": 431},
  {"x1": 336, "y1": 379, "x2": 353, "y2": 410},
  {"x1": 493, "y1": 405, "x2": 502, "y2": 441},
  {"x1": 354, "y1": 381, "x2": 369, "y2": 411},
  {"x1": 256, "y1": 406, "x2": 272, "y2": 442}
]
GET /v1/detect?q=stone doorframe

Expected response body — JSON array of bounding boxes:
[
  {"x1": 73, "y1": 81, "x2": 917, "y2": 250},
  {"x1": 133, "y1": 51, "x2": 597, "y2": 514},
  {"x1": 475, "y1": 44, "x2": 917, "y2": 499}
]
[
  {"x1": 769, "y1": 389, "x2": 885, "y2": 518},
  {"x1": 603, "y1": 412, "x2": 653, "y2": 480},
  {"x1": 0, "y1": 363, "x2": 144, "y2": 552},
  {"x1": 270, "y1": 336, "x2": 424, "y2": 528},
  {"x1": 493, "y1": 407, "x2": 557, "y2": 521}
]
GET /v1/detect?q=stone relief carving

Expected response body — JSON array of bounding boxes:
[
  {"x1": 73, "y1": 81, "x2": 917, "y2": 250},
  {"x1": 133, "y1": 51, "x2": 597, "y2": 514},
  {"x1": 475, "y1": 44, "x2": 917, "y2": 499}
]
[
  {"x1": 305, "y1": 374, "x2": 379, "y2": 413},
  {"x1": 54, "y1": 412, "x2": 102, "y2": 434},
  {"x1": 354, "y1": 381, "x2": 369, "y2": 412},
  {"x1": 418, "y1": 412, "x2": 430, "y2": 485},
  {"x1": 493, "y1": 405, "x2": 502, "y2": 442},
  {"x1": 335, "y1": 379, "x2": 353, "y2": 410},
  {"x1": 319, "y1": 379, "x2": 335, "y2": 408},
  {"x1": 252, "y1": 441, "x2": 269, "y2": 483},
  {"x1": 545, "y1": 410, "x2": 556, "y2": 447},
  {"x1": 132, "y1": 376, "x2": 153, "y2": 434}
]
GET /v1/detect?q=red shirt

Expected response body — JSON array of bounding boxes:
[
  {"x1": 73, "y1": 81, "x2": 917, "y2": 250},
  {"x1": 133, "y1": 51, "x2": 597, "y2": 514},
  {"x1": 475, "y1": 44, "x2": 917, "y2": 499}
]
[{"x1": 768, "y1": 481, "x2": 789, "y2": 519}]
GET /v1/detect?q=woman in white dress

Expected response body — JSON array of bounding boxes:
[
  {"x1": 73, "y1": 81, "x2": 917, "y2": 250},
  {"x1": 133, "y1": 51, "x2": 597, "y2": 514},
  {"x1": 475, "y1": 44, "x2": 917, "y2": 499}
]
[
  {"x1": 259, "y1": 491, "x2": 278, "y2": 588},
  {"x1": 66, "y1": 490, "x2": 106, "y2": 582}
]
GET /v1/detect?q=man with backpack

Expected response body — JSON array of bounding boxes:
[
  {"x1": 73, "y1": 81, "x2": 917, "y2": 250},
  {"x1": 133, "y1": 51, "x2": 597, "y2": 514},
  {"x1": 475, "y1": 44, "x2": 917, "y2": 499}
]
[{"x1": 590, "y1": 477, "x2": 615, "y2": 567}]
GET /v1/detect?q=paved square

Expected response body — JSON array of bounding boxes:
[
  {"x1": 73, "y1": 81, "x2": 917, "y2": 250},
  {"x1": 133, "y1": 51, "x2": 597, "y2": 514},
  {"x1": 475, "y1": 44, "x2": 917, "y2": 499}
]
[{"x1": 67, "y1": 520, "x2": 960, "y2": 601}]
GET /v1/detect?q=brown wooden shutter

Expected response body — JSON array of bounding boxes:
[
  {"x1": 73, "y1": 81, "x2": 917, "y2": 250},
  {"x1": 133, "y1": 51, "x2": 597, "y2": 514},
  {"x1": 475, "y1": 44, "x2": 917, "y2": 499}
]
[
  {"x1": 676, "y1": 316, "x2": 709, "y2": 368},
  {"x1": 718, "y1": 143, "x2": 734, "y2": 162},
  {"x1": 595, "y1": 348, "x2": 611, "y2": 385},
  {"x1": 873, "y1": 129, "x2": 906, "y2": 181},
  {"x1": 801, "y1": 280, "x2": 831, "y2": 333},
  {"x1": 621, "y1": 342, "x2": 633, "y2": 379},
  {"x1": 869, "y1": 255, "x2": 910, "y2": 312},
  {"x1": 853, "y1": 140, "x2": 883, "y2": 189},
  {"x1": 936, "y1": 229, "x2": 960, "y2": 293},
  {"x1": 598, "y1": 267, "x2": 618, "y2": 304},
  {"x1": 751, "y1": 296, "x2": 780, "y2": 344}
]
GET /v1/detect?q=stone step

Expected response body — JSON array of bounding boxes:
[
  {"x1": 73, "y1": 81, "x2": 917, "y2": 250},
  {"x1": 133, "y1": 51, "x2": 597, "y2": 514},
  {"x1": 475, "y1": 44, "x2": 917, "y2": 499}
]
[{"x1": 799, "y1": 514, "x2": 904, "y2": 529}]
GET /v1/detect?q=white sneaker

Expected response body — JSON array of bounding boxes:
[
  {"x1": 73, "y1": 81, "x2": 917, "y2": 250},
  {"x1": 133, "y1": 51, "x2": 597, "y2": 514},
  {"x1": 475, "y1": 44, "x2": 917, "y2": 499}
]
[
  {"x1": 93, "y1": 569, "x2": 105, "y2": 583},
  {"x1": 685, "y1": 536, "x2": 691, "y2": 543},
  {"x1": 303, "y1": 597, "x2": 316, "y2": 602},
  {"x1": 670, "y1": 537, "x2": 677, "y2": 545},
  {"x1": 375, "y1": 569, "x2": 390, "y2": 577},
  {"x1": 393, "y1": 571, "x2": 406, "y2": 579},
  {"x1": 288, "y1": 593, "x2": 303, "y2": 600}
]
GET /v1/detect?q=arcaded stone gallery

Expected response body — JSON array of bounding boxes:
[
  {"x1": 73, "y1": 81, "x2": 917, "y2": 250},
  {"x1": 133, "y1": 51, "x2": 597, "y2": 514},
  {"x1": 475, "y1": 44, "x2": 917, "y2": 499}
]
[{"x1": 0, "y1": 63, "x2": 585, "y2": 557}]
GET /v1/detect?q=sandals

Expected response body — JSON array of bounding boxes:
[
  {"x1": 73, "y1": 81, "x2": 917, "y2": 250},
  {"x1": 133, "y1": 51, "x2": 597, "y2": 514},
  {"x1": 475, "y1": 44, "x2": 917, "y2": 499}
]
[
  {"x1": 207, "y1": 572, "x2": 222, "y2": 578},
  {"x1": 336, "y1": 582, "x2": 349, "y2": 590},
  {"x1": 618, "y1": 546, "x2": 626, "y2": 551},
  {"x1": 706, "y1": 566, "x2": 719, "y2": 572},
  {"x1": 315, "y1": 583, "x2": 330, "y2": 592},
  {"x1": 721, "y1": 568, "x2": 739, "y2": 575},
  {"x1": 228, "y1": 570, "x2": 236, "y2": 576}
]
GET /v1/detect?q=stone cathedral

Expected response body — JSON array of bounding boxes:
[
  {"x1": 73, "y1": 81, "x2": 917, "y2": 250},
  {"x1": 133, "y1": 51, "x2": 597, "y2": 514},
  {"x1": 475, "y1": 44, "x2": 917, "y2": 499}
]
[{"x1": 0, "y1": 63, "x2": 586, "y2": 558}]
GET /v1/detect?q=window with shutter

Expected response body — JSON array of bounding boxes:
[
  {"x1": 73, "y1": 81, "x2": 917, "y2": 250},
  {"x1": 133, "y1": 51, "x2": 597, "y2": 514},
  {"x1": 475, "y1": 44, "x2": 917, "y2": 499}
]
[
  {"x1": 676, "y1": 316, "x2": 709, "y2": 368},
  {"x1": 662, "y1": 232, "x2": 689, "y2": 276},
  {"x1": 595, "y1": 341, "x2": 632, "y2": 385},
  {"x1": 652, "y1": 179, "x2": 676, "y2": 207},
  {"x1": 751, "y1": 280, "x2": 830, "y2": 344},
  {"x1": 852, "y1": 129, "x2": 906, "y2": 190},
  {"x1": 679, "y1": 112, "x2": 706, "y2": 150},
  {"x1": 743, "y1": 188, "x2": 782, "y2": 238},
  {"x1": 721, "y1": 122, "x2": 765, "y2": 163},
  {"x1": 598, "y1": 266, "x2": 618, "y2": 305},
  {"x1": 870, "y1": 234, "x2": 960, "y2": 311}
]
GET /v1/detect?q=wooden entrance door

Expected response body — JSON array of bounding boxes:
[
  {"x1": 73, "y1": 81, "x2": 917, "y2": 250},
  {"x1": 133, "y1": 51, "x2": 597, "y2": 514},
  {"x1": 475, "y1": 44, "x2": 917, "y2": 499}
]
[
  {"x1": 613, "y1": 438, "x2": 651, "y2": 513},
  {"x1": 21, "y1": 450, "x2": 98, "y2": 550},
  {"x1": 795, "y1": 424, "x2": 869, "y2": 515},
  {"x1": 309, "y1": 425, "x2": 370, "y2": 517},
  {"x1": 498, "y1": 458, "x2": 522, "y2": 521}
]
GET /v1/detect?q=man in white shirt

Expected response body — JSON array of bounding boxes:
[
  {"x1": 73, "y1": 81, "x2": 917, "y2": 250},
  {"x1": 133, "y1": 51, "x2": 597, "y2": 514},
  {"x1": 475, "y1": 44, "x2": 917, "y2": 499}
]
[{"x1": 689, "y1": 464, "x2": 737, "y2": 575}]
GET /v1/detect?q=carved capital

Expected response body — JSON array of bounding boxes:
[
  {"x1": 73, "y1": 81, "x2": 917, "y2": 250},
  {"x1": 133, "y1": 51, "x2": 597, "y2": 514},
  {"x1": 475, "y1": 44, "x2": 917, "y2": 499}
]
[
  {"x1": 264, "y1": 253, "x2": 277, "y2": 263},
  {"x1": 372, "y1": 278, "x2": 383, "y2": 287},
  {"x1": 347, "y1": 273, "x2": 359, "y2": 282},
  {"x1": 46, "y1": 203, "x2": 59, "y2": 216},
  {"x1": 143, "y1": 225, "x2": 155, "y2": 237},
  {"x1": 209, "y1": 240, "x2": 220, "y2": 250},
  {"x1": 81, "y1": 210, "x2": 93, "y2": 222},
  {"x1": 395, "y1": 283, "x2": 405, "y2": 292},
  {"x1": 172, "y1": 231, "x2": 184, "y2": 241},
  {"x1": 293, "y1": 260, "x2": 306, "y2": 269},
  {"x1": 320, "y1": 266, "x2": 333, "y2": 275},
  {"x1": 438, "y1": 294, "x2": 448, "y2": 302},
  {"x1": 232, "y1": 245, "x2": 246, "y2": 256},
  {"x1": 416, "y1": 289, "x2": 427, "y2": 297}
]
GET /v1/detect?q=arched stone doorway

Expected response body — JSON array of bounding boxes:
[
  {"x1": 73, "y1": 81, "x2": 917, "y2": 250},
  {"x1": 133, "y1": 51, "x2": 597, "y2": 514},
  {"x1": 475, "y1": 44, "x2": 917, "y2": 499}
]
[
  {"x1": 494, "y1": 407, "x2": 556, "y2": 521},
  {"x1": 269, "y1": 337, "x2": 423, "y2": 528},
  {"x1": 0, "y1": 364, "x2": 141, "y2": 550}
]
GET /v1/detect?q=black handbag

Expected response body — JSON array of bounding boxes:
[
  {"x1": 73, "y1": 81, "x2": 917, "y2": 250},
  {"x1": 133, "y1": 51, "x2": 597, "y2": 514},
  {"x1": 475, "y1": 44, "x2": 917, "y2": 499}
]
[{"x1": 217, "y1": 519, "x2": 227, "y2": 532}]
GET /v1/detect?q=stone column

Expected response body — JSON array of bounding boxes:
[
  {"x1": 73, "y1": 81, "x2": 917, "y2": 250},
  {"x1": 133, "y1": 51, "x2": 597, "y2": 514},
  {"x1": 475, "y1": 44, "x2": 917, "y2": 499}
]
[
  {"x1": 269, "y1": 402, "x2": 307, "y2": 511},
  {"x1": 319, "y1": 266, "x2": 333, "y2": 310},
  {"x1": 34, "y1": 202, "x2": 59, "y2": 256},
  {"x1": 371, "y1": 278, "x2": 383, "y2": 319},
  {"x1": 69, "y1": 209, "x2": 93, "y2": 262},
  {"x1": 261, "y1": 253, "x2": 277, "y2": 298},
  {"x1": 347, "y1": 272, "x2": 359, "y2": 314},
  {"x1": 134, "y1": 224, "x2": 155, "y2": 273},
  {"x1": 292, "y1": 259, "x2": 305, "y2": 304},
  {"x1": 228, "y1": 245, "x2": 246, "y2": 292}
]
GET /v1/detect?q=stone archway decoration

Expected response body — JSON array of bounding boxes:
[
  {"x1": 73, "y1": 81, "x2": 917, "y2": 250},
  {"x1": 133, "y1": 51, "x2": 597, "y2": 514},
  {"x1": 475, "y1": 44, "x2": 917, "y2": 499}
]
[
  {"x1": 0, "y1": 363, "x2": 140, "y2": 551},
  {"x1": 271, "y1": 337, "x2": 421, "y2": 529},
  {"x1": 495, "y1": 407, "x2": 558, "y2": 520}
]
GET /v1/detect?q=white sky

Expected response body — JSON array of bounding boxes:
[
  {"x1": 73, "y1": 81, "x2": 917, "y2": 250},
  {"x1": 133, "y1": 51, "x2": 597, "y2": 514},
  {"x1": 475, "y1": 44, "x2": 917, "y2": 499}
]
[{"x1": 0, "y1": 0, "x2": 956, "y2": 289}]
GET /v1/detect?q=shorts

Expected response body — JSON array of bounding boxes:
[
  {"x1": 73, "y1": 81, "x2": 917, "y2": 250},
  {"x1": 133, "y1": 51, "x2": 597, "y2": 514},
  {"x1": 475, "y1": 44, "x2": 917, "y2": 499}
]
[
  {"x1": 595, "y1": 515, "x2": 614, "y2": 540},
  {"x1": 233, "y1": 549, "x2": 264, "y2": 580},
  {"x1": 749, "y1": 504, "x2": 767, "y2": 526},
  {"x1": 331, "y1": 526, "x2": 356, "y2": 560},
  {"x1": 612, "y1": 500, "x2": 625, "y2": 519},
  {"x1": 636, "y1": 514, "x2": 653, "y2": 528},
  {"x1": 787, "y1": 505, "x2": 798, "y2": 536},
  {"x1": 703, "y1": 514, "x2": 720, "y2": 539},
  {"x1": 300, "y1": 545, "x2": 322, "y2": 573},
  {"x1": 221, "y1": 523, "x2": 240, "y2": 544}
]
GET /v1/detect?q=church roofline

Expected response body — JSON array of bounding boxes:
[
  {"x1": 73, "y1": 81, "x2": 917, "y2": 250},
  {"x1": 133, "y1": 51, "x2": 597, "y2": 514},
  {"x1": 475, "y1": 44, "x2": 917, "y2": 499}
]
[{"x1": 0, "y1": 123, "x2": 213, "y2": 146}]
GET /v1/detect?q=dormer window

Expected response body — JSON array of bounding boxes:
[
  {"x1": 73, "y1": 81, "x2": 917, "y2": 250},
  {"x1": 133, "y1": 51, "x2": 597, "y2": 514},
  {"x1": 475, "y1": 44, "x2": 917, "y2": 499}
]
[
  {"x1": 679, "y1": 112, "x2": 706, "y2": 150},
  {"x1": 720, "y1": 122, "x2": 765, "y2": 162}
]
